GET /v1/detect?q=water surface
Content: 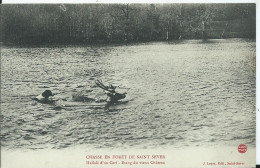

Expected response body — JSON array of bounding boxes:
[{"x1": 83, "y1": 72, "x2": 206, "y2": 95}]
[{"x1": 1, "y1": 38, "x2": 256, "y2": 150}]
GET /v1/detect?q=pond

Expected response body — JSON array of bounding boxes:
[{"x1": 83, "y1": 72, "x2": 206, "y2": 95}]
[{"x1": 1, "y1": 38, "x2": 256, "y2": 150}]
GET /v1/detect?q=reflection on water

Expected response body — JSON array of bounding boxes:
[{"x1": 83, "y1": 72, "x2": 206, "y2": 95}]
[{"x1": 1, "y1": 39, "x2": 255, "y2": 150}]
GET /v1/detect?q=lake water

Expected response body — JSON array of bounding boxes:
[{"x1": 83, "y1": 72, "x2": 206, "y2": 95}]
[{"x1": 1, "y1": 38, "x2": 256, "y2": 150}]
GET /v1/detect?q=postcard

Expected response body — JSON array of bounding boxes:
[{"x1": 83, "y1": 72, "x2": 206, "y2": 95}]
[{"x1": 0, "y1": 2, "x2": 257, "y2": 168}]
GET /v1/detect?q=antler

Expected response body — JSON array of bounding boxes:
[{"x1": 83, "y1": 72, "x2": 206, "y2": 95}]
[{"x1": 95, "y1": 80, "x2": 116, "y2": 93}]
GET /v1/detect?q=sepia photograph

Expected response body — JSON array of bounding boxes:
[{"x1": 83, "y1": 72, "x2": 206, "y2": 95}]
[{"x1": 0, "y1": 3, "x2": 256, "y2": 168}]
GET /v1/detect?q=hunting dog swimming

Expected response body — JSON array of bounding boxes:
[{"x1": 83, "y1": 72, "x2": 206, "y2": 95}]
[
  {"x1": 32, "y1": 90, "x2": 55, "y2": 104},
  {"x1": 72, "y1": 93, "x2": 95, "y2": 102}
]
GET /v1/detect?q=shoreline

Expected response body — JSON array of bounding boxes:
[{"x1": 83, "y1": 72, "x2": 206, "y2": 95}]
[{"x1": 1, "y1": 38, "x2": 256, "y2": 48}]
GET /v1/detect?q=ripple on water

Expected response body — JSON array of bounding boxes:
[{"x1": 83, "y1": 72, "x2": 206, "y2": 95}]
[{"x1": 0, "y1": 39, "x2": 256, "y2": 150}]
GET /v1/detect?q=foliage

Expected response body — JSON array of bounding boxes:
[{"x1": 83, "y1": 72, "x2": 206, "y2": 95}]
[{"x1": 0, "y1": 4, "x2": 256, "y2": 45}]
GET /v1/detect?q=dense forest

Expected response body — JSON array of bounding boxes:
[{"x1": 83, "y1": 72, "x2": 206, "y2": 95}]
[{"x1": 0, "y1": 4, "x2": 256, "y2": 45}]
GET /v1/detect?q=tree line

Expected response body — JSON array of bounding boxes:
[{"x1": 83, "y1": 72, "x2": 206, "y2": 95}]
[{"x1": 1, "y1": 4, "x2": 256, "y2": 45}]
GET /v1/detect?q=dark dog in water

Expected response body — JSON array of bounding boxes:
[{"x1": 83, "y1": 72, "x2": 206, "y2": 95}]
[
  {"x1": 32, "y1": 90, "x2": 55, "y2": 104},
  {"x1": 72, "y1": 93, "x2": 95, "y2": 102}
]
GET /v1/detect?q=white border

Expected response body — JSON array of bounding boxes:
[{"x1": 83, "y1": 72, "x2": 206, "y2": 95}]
[{"x1": 256, "y1": 1, "x2": 259, "y2": 165}]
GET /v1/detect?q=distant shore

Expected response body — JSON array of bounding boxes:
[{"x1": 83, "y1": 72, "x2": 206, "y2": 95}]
[{"x1": 0, "y1": 38, "x2": 256, "y2": 48}]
